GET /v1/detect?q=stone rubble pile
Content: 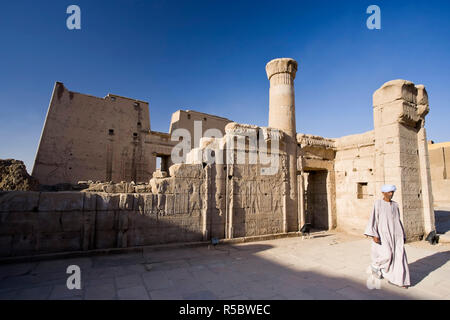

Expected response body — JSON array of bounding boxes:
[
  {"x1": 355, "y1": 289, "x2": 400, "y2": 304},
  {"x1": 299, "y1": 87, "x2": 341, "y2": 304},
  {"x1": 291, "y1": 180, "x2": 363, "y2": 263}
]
[{"x1": 0, "y1": 159, "x2": 39, "y2": 191}]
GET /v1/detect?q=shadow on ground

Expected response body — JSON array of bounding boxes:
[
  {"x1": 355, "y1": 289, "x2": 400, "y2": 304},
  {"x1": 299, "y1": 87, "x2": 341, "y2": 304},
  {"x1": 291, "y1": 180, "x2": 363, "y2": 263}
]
[
  {"x1": 0, "y1": 205, "x2": 447, "y2": 300},
  {"x1": 409, "y1": 251, "x2": 450, "y2": 286},
  {"x1": 0, "y1": 238, "x2": 422, "y2": 300},
  {"x1": 435, "y1": 209, "x2": 450, "y2": 234}
]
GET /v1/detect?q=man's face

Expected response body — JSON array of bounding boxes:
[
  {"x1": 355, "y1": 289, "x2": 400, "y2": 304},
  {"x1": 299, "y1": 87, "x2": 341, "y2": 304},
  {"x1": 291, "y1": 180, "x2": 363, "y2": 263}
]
[{"x1": 382, "y1": 191, "x2": 394, "y2": 200}]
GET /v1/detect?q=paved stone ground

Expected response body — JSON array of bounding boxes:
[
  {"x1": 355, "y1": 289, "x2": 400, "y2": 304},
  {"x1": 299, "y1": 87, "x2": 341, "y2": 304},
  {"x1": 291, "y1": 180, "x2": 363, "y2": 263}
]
[{"x1": 0, "y1": 231, "x2": 449, "y2": 300}]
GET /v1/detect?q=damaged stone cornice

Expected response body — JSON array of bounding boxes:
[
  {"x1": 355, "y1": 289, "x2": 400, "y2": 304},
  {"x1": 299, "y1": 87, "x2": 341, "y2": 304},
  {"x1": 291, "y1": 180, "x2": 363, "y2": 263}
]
[{"x1": 296, "y1": 133, "x2": 336, "y2": 149}]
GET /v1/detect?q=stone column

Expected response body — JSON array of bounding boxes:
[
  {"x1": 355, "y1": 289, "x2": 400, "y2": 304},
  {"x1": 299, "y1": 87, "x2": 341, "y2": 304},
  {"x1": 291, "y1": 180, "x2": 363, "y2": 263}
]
[
  {"x1": 297, "y1": 173, "x2": 305, "y2": 230},
  {"x1": 266, "y1": 58, "x2": 298, "y2": 232},
  {"x1": 326, "y1": 170, "x2": 337, "y2": 230},
  {"x1": 373, "y1": 80, "x2": 435, "y2": 241},
  {"x1": 266, "y1": 58, "x2": 298, "y2": 137}
]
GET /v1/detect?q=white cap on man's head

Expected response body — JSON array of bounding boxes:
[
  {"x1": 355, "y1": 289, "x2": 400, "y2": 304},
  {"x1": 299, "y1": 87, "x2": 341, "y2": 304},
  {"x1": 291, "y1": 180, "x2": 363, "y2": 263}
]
[{"x1": 381, "y1": 184, "x2": 396, "y2": 192}]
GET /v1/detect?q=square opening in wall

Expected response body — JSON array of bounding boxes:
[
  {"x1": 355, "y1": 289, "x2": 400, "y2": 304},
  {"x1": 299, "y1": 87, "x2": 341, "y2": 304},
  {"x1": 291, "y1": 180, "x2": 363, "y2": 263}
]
[
  {"x1": 357, "y1": 182, "x2": 369, "y2": 199},
  {"x1": 156, "y1": 155, "x2": 170, "y2": 173}
]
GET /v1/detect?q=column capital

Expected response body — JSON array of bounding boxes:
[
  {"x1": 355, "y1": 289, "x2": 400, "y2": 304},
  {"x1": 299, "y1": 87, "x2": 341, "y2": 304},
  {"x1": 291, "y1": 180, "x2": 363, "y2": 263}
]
[
  {"x1": 373, "y1": 79, "x2": 417, "y2": 106},
  {"x1": 373, "y1": 79, "x2": 430, "y2": 128},
  {"x1": 266, "y1": 58, "x2": 298, "y2": 80}
]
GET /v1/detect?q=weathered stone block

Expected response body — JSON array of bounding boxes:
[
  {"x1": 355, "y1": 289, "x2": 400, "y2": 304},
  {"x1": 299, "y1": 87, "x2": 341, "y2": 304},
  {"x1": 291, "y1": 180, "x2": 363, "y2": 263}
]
[
  {"x1": 135, "y1": 185, "x2": 152, "y2": 193},
  {"x1": 132, "y1": 194, "x2": 144, "y2": 215},
  {"x1": 96, "y1": 193, "x2": 120, "y2": 211},
  {"x1": 95, "y1": 230, "x2": 116, "y2": 249},
  {"x1": 39, "y1": 192, "x2": 84, "y2": 212},
  {"x1": 383, "y1": 152, "x2": 402, "y2": 167},
  {"x1": 188, "y1": 191, "x2": 202, "y2": 212},
  {"x1": 173, "y1": 193, "x2": 189, "y2": 214},
  {"x1": 95, "y1": 211, "x2": 115, "y2": 230},
  {"x1": 81, "y1": 211, "x2": 95, "y2": 251},
  {"x1": 169, "y1": 164, "x2": 205, "y2": 179},
  {"x1": 126, "y1": 229, "x2": 141, "y2": 247},
  {"x1": 0, "y1": 212, "x2": 35, "y2": 234},
  {"x1": 210, "y1": 222, "x2": 225, "y2": 239},
  {"x1": 163, "y1": 228, "x2": 184, "y2": 243},
  {"x1": 38, "y1": 232, "x2": 81, "y2": 253},
  {"x1": 83, "y1": 192, "x2": 97, "y2": 211},
  {"x1": 117, "y1": 211, "x2": 129, "y2": 230},
  {"x1": 139, "y1": 193, "x2": 156, "y2": 216},
  {"x1": 11, "y1": 234, "x2": 36, "y2": 256},
  {"x1": 164, "y1": 194, "x2": 174, "y2": 215},
  {"x1": 157, "y1": 194, "x2": 166, "y2": 212},
  {"x1": 187, "y1": 209, "x2": 201, "y2": 218},
  {"x1": 373, "y1": 79, "x2": 417, "y2": 106},
  {"x1": 61, "y1": 211, "x2": 83, "y2": 232},
  {"x1": 375, "y1": 123, "x2": 400, "y2": 141},
  {"x1": 103, "y1": 183, "x2": 127, "y2": 193},
  {"x1": 183, "y1": 231, "x2": 203, "y2": 242},
  {"x1": 186, "y1": 222, "x2": 203, "y2": 234},
  {"x1": 0, "y1": 191, "x2": 40, "y2": 212},
  {"x1": 38, "y1": 211, "x2": 62, "y2": 233},
  {"x1": 131, "y1": 228, "x2": 160, "y2": 245},
  {"x1": 150, "y1": 177, "x2": 173, "y2": 194},
  {"x1": 0, "y1": 235, "x2": 12, "y2": 256},
  {"x1": 119, "y1": 193, "x2": 134, "y2": 211},
  {"x1": 130, "y1": 212, "x2": 158, "y2": 229},
  {"x1": 153, "y1": 170, "x2": 168, "y2": 178},
  {"x1": 117, "y1": 229, "x2": 128, "y2": 248},
  {"x1": 0, "y1": 235, "x2": 13, "y2": 257}
]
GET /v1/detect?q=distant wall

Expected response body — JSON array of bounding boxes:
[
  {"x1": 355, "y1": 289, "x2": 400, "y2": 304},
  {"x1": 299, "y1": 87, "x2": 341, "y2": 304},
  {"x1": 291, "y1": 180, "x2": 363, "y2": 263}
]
[
  {"x1": 428, "y1": 142, "x2": 450, "y2": 206},
  {"x1": 169, "y1": 110, "x2": 232, "y2": 151},
  {"x1": 145, "y1": 131, "x2": 178, "y2": 175},
  {"x1": 32, "y1": 82, "x2": 152, "y2": 185}
]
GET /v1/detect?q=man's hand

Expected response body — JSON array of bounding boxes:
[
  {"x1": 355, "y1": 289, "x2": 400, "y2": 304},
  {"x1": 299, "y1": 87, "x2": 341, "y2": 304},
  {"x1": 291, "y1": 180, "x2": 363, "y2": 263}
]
[{"x1": 373, "y1": 236, "x2": 381, "y2": 244}]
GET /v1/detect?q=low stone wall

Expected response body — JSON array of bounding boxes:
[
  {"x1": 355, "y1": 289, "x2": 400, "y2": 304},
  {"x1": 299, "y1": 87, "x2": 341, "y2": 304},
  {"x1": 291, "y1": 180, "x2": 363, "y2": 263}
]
[
  {"x1": 0, "y1": 160, "x2": 288, "y2": 258},
  {"x1": 0, "y1": 190, "x2": 204, "y2": 258}
]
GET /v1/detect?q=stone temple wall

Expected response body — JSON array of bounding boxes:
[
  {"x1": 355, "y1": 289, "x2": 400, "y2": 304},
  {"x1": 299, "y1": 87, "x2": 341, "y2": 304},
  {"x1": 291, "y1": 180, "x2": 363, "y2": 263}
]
[
  {"x1": 32, "y1": 82, "x2": 152, "y2": 185},
  {"x1": 230, "y1": 164, "x2": 287, "y2": 237},
  {"x1": 333, "y1": 130, "x2": 376, "y2": 234},
  {"x1": 185, "y1": 122, "x2": 289, "y2": 239}
]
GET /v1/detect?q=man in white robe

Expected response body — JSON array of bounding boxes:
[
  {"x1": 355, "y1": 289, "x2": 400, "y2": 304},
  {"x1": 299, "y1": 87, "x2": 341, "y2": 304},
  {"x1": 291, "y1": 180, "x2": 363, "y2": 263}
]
[{"x1": 364, "y1": 184, "x2": 410, "y2": 288}]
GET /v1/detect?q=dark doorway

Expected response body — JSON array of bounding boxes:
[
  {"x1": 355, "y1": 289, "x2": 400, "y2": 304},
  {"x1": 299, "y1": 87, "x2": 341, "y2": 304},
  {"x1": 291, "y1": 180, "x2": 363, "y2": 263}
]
[
  {"x1": 156, "y1": 155, "x2": 170, "y2": 173},
  {"x1": 304, "y1": 170, "x2": 329, "y2": 230}
]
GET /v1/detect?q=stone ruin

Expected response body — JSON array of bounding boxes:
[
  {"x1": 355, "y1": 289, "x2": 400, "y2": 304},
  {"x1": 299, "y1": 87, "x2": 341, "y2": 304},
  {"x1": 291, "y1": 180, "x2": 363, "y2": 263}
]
[
  {"x1": 0, "y1": 58, "x2": 438, "y2": 258},
  {"x1": 0, "y1": 159, "x2": 39, "y2": 192}
]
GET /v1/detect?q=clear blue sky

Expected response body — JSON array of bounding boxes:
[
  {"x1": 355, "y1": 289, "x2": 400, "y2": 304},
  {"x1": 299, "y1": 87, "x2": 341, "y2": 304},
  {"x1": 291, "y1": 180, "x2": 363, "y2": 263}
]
[{"x1": 1, "y1": 0, "x2": 449, "y2": 172}]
